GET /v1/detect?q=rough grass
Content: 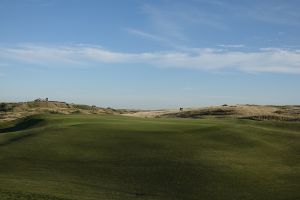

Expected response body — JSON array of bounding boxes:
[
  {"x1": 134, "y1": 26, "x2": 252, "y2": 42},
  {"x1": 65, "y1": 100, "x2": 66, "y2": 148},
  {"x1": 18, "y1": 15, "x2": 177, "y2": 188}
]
[{"x1": 0, "y1": 114, "x2": 299, "y2": 200}]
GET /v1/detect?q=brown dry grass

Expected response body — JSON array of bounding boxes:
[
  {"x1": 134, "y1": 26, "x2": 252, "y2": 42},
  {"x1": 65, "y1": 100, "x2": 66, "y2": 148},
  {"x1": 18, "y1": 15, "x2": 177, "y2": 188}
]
[
  {"x1": 2, "y1": 101, "x2": 300, "y2": 122},
  {"x1": 123, "y1": 105, "x2": 300, "y2": 121},
  {"x1": 0, "y1": 101, "x2": 123, "y2": 121}
]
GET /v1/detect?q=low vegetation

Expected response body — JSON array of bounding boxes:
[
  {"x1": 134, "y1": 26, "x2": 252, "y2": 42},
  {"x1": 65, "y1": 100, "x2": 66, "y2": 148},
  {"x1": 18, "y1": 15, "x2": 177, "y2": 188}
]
[
  {"x1": 0, "y1": 101, "x2": 128, "y2": 121},
  {"x1": 146, "y1": 105, "x2": 300, "y2": 121},
  {"x1": 2, "y1": 101, "x2": 300, "y2": 122}
]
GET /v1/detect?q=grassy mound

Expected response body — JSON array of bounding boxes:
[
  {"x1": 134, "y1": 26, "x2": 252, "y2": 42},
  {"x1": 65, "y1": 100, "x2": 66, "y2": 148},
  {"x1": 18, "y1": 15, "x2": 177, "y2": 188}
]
[
  {"x1": 0, "y1": 101, "x2": 124, "y2": 121},
  {"x1": 0, "y1": 117, "x2": 44, "y2": 133},
  {"x1": 0, "y1": 114, "x2": 299, "y2": 200}
]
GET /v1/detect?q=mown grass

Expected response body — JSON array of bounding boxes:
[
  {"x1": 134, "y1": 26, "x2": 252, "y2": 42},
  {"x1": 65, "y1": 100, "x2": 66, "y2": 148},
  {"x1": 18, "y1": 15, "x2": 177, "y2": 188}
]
[{"x1": 0, "y1": 114, "x2": 299, "y2": 200}]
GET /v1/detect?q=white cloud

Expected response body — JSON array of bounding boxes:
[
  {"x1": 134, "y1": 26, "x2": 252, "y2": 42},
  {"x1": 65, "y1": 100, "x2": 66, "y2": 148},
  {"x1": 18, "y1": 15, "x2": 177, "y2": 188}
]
[{"x1": 0, "y1": 44, "x2": 300, "y2": 74}]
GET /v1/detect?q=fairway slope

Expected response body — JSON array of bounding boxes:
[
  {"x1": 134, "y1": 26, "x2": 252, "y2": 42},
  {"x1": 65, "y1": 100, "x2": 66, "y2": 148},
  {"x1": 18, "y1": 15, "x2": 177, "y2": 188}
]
[{"x1": 0, "y1": 114, "x2": 299, "y2": 200}]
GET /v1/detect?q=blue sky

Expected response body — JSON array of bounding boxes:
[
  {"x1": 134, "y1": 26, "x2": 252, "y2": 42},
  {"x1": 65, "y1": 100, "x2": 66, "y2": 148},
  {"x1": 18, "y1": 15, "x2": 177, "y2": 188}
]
[{"x1": 0, "y1": 0, "x2": 300, "y2": 109}]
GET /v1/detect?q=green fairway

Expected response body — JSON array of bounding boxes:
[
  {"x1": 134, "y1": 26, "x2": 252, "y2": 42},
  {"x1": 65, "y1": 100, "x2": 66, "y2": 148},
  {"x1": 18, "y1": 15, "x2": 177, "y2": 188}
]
[{"x1": 0, "y1": 114, "x2": 299, "y2": 200}]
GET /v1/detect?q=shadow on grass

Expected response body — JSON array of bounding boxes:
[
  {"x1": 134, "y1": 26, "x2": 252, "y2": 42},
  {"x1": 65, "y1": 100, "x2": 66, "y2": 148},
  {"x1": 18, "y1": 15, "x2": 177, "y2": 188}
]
[{"x1": 0, "y1": 118, "x2": 44, "y2": 134}]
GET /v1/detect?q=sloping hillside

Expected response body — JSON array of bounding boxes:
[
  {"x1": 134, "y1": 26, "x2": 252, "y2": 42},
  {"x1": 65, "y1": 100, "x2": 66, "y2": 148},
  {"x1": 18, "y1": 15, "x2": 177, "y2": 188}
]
[
  {"x1": 125, "y1": 105, "x2": 300, "y2": 121},
  {"x1": 2, "y1": 101, "x2": 300, "y2": 122},
  {"x1": 0, "y1": 100, "x2": 128, "y2": 121}
]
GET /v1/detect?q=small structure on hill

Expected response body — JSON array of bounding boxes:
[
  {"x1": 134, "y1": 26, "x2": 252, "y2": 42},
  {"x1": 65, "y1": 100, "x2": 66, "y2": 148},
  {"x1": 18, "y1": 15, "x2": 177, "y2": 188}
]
[
  {"x1": 180, "y1": 107, "x2": 183, "y2": 111},
  {"x1": 34, "y1": 98, "x2": 49, "y2": 102}
]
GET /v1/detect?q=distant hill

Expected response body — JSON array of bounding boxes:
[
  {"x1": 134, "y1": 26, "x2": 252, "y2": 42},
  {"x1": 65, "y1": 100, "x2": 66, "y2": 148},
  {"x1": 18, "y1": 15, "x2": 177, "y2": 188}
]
[
  {"x1": 0, "y1": 100, "x2": 130, "y2": 121},
  {"x1": 1, "y1": 101, "x2": 300, "y2": 122},
  {"x1": 124, "y1": 105, "x2": 300, "y2": 122}
]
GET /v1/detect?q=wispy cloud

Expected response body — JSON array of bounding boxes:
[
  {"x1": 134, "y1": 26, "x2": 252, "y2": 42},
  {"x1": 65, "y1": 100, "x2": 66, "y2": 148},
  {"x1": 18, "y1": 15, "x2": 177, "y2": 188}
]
[
  {"x1": 216, "y1": 44, "x2": 245, "y2": 48},
  {"x1": 0, "y1": 63, "x2": 9, "y2": 67},
  {"x1": 249, "y1": 2, "x2": 300, "y2": 27},
  {"x1": 194, "y1": 0, "x2": 300, "y2": 27},
  {"x1": 126, "y1": 2, "x2": 229, "y2": 49},
  {"x1": 27, "y1": 0, "x2": 54, "y2": 7},
  {"x1": 142, "y1": 4, "x2": 188, "y2": 42},
  {"x1": 125, "y1": 28, "x2": 166, "y2": 42},
  {"x1": 129, "y1": 1, "x2": 300, "y2": 53},
  {"x1": 0, "y1": 44, "x2": 300, "y2": 74},
  {"x1": 125, "y1": 28, "x2": 184, "y2": 49},
  {"x1": 141, "y1": 3, "x2": 228, "y2": 42}
]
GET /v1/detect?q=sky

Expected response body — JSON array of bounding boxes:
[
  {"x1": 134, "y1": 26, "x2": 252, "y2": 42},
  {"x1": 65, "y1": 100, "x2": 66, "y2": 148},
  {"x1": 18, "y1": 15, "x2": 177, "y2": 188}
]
[{"x1": 0, "y1": 0, "x2": 300, "y2": 109}]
